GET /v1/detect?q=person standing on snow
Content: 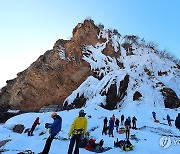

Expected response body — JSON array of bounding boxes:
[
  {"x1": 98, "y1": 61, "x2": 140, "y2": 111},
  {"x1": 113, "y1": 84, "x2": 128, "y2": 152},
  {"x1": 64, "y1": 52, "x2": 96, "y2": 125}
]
[
  {"x1": 125, "y1": 118, "x2": 131, "y2": 140},
  {"x1": 121, "y1": 114, "x2": 124, "y2": 125},
  {"x1": 167, "y1": 114, "x2": 172, "y2": 126},
  {"x1": 127, "y1": 116, "x2": 131, "y2": 128},
  {"x1": 112, "y1": 114, "x2": 115, "y2": 124},
  {"x1": 152, "y1": 111, "x2": 156, "y2": 121},
  {"x1": 108, "y1": 117, "x2": 114, "y2": 137},
  {"x1": 39, "y1": 112, "x2": 62, "y2": 154},
  {"x1": 115, "y1": 118, "x2": 120, "y2": 132},
  {"x1": 132, "y1": 116, "x2": 137, "y2": 129},
  {"x1": 68, "y1": 110, "x2": 87, "y2": 154},
  {"x1": 102, "y1": 117, "x2": 108, "y2": 135},
  {"x1": 28, "y1": 117, "x2": 40, "y2": 136}
]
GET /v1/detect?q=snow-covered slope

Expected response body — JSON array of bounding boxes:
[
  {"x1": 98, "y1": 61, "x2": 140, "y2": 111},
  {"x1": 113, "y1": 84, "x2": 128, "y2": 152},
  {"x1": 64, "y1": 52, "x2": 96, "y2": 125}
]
[
  {"x1": 0, "y1": 103, "x2": 180, "y2": 154},
  {"x1": 64, "y1": 28, "x2": 180, "y2": 109}
]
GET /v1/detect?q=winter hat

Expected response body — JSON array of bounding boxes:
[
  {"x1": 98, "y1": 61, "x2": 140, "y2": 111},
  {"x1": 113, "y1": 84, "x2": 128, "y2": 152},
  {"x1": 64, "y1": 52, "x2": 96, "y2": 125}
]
[
  {"x1": 51, "y1": 112, "x2": 57, "y2": 118},
  {"x1": 79, "y1": 110, "x2": 86, "y2": 117}
]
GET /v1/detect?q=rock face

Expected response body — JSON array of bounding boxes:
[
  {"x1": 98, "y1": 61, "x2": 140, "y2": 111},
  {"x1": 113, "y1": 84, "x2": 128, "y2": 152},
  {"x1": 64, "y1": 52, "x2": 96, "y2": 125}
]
[
  {"x1": 160, "y1": 88, "x2": 180, "y2": 109},
  {"x1": 0, "y1": 19, "x2": 110, "y2": 111},
  {"x1": 105, "y1": 75, "x2": 129, "y2": 110},
  {"x1": 0, "y1": 111, "x2": 19, "y2": 123}
]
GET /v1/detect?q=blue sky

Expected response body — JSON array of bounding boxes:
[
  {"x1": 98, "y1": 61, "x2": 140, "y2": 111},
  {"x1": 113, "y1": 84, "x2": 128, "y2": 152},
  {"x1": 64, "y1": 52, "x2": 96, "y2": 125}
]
[{"x1": 0, "y1": 0, "x2": 180, "y2": 88}]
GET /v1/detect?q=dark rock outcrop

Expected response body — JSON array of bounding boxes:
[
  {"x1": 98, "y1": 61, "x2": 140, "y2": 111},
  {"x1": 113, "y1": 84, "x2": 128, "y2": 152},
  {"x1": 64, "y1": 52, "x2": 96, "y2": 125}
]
[
  {"x1": 133, "y1": 91, "x2": 142, "y2": 101},
  {"x1": 105, "y1": 74, "x2": 129, "y2": 110},
  {"x1": 72, "y1": 94, "x2": 87, "y2": 108},
  {"x1": 0, "y1": 109, "x2": 21, "y2": 123},
  {"x1": 160, "y1": 88, "x2": 180, "y2": 108}
]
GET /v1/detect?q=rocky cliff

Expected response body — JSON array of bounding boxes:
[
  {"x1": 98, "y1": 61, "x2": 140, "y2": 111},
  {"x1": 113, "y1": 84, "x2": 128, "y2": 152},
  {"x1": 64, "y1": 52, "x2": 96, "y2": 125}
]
[
  {"x1": 0, "y1": 19, "x2": 180, "y2": 111},
  {"x1": 0, "y1": 19, "x2": 115, "y2": 111}
]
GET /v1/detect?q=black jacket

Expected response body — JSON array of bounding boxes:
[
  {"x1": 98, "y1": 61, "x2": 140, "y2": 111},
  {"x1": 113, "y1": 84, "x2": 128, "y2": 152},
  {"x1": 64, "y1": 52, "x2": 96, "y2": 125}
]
[
  {"x1": 104, "y1": 118, "x2": 108, "y2": 125},
  {"x1": 125, "y1": 119, "x2": 130, "y2": 126}
]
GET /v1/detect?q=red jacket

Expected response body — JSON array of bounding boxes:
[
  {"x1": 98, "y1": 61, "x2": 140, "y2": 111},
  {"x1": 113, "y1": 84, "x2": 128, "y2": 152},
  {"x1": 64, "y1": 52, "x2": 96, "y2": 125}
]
[{"x1": 33, "y1": 117, "x2": 40, "y2": 126}]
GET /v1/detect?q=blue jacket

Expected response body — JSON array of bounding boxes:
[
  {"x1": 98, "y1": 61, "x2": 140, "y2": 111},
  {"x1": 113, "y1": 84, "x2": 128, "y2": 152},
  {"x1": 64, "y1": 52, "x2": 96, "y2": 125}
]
[
  {"x1": 47, "y1": 115, "x2": 62, "y2": 136},
  {"x1": 152, "y1": 112, "x2": 156, "y2": 117},
  {"x1": 109, "y1": 119, "x2": 114, "y2": 129}
]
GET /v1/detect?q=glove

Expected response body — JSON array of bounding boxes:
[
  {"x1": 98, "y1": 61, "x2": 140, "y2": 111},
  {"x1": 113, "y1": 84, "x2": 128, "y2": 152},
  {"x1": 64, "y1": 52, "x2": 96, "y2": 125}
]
[{"x1": 45, "y1": 123, "x2": 50, "y2": 128}]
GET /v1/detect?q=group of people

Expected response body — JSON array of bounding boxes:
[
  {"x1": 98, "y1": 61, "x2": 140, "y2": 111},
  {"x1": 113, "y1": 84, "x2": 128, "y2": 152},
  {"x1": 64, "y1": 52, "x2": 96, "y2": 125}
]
[
  {"x1": 27, "y1": 110, "x2": 180, "y2": 154},
  {"x1": 152, "y1": 111, "x2": 179, "y2": 127},
  {"x1": 102, "y1": 111, "x2": 180, "y2": 142},
  {"x1": 102, "y1": 114, "x2": 137, "y2": 140},
  {"x1": 102, "y1": 114, "x2": 124, "y2": 136}
]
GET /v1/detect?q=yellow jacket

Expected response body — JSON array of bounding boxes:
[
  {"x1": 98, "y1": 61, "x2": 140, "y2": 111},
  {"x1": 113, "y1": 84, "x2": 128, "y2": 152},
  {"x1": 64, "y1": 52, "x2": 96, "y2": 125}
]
[{"x1": 68, "y1": 116, "x2": 87, "y2": 137}]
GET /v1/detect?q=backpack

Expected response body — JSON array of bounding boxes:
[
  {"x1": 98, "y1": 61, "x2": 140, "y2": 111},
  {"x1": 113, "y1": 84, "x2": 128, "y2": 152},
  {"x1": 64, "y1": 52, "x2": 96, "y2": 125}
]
[
  {"x1": 85, "y1": 138, "x2": 96, "y2": 150},
  {"x1": 122, "y1": 144, "x2": 133, "y2": 151},
  {"x1": 121, "y1": 140, "x2": 133, "y2": 151},
  {"x1": 118, "y1": 127, "x2": 125, "y2": 134}
]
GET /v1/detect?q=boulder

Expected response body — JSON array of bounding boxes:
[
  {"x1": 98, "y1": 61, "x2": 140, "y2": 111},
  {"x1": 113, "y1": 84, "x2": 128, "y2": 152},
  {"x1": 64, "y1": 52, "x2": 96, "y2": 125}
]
[{"x1": 13, "y1": 124, "x2": 25, "y2": 134}]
